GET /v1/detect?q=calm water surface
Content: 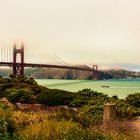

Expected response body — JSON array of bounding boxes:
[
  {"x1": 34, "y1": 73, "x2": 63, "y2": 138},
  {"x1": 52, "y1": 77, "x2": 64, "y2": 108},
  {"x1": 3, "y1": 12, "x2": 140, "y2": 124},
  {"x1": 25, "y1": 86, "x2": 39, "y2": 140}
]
[{"x1": 36, "y1": 78, "x2": 140, "y2": 99}]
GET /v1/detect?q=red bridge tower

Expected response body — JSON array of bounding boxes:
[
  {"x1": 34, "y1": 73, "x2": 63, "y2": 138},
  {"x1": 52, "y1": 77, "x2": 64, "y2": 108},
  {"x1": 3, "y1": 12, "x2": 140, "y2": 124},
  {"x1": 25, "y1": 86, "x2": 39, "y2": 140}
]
[
  {"x1": 93, "y1": 65, "x2": 99, "y2": 80},
  {"x1": 13, "y1": 44, "x2": 24, "y2": 77}
]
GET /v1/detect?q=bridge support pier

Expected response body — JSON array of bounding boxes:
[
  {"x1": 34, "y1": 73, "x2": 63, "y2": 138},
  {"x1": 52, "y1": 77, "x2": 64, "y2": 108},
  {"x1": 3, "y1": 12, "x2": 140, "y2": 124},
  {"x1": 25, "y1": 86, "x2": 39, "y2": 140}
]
[{"x1": 13, "y1": 44, "x2": 24, "y2": 77}]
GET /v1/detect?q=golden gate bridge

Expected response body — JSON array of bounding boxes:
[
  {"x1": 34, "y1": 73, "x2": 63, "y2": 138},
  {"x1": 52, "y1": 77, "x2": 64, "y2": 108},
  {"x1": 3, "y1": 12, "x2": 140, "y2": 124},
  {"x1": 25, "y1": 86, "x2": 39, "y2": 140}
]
[{"x1": 0, "y1": 43, "x2": 99, "y2": 79}]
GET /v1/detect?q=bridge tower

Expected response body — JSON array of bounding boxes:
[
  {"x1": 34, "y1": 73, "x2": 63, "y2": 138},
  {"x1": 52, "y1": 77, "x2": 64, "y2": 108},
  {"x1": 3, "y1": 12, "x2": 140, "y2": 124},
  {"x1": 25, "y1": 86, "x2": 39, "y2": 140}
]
[
  {"x1": 93, "y1": 65, "x2": 99, "y2": 80},
  {"x1": 13, "y1": 43, "x2": 24, "y2": 77}
]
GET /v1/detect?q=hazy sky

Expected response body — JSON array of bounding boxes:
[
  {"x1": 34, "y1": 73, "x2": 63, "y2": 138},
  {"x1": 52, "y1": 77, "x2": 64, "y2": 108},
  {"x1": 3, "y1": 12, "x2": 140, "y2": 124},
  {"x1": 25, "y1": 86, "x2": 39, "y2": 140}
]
[{"x1": 0, "y1": 0, "x2": 140, "y2": 70}]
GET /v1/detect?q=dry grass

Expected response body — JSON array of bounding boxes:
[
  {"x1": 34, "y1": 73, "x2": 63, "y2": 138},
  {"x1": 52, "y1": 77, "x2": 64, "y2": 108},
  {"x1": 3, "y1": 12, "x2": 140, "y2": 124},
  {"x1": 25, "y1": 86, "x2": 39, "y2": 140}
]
[
  {"x1": 89, "y1": 120, "x2": 140, "y2": 140},
  {"x1": 10, "y1": 111, "x2": 139, "y2": 140},
  {"x1": 11, "y1": 111, "x2": 48, "y2": 131},
  {"x1": 17, "y1": 120, "x2": 81, "y2": 140}
]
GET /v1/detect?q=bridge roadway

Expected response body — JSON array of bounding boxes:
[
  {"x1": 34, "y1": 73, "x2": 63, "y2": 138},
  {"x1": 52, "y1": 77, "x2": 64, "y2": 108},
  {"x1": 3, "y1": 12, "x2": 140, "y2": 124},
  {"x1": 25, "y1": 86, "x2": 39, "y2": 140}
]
[{"x1": 0, "y1": 62, "x2": 97, "y2": 72}]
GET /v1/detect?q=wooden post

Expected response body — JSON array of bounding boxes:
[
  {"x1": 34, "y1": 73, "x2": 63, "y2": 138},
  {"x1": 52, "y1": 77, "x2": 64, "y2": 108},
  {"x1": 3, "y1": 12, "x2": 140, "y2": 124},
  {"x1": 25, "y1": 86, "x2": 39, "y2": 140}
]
[{"x1": 103, "y1": 103, "x2": 116, "y2": 126}]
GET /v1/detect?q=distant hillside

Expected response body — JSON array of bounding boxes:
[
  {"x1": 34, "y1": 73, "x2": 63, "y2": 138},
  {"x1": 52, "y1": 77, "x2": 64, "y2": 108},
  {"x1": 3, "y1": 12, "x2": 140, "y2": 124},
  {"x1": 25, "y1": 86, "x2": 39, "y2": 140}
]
[
  {"x1": 103, "y1": 69, "x2": 138, "y2": 79},
  {"x1": 25, "y1": 67, "x2": 139, "y2": 80},
  {"x1": 25, "y1": 67, "x2": 94, "y2": 80},
  {"x1": 0, "y1": 67, "x2": 139, "y2": 80}
]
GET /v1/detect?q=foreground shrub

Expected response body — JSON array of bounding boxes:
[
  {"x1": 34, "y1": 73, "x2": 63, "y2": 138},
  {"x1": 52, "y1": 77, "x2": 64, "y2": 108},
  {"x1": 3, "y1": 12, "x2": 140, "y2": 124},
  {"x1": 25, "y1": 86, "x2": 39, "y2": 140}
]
[
  {"x1": 4, "y1": 89, "x2": 33, "y2": 103},
  {"x1": 77, "y1": 88, "x2": 109, "y2": 99},
  {"x1": 116, "y1": 100, "x2": 140, "y2": 118},
  {"x1": 37, "y1": 89, "x2": 75, "y2": 106},
  {"x1": 69, "y1": 98, "x2": 89, "y2": 107},
  {"x1": 78, "y1": 104, "x2": 103, "y2": 127},
  {"x1": 125, "y1": 93, "x2": 140, "y2": 108},
  {"x1": 0, "y1": 109, "x2": 14, "y2": 139}
]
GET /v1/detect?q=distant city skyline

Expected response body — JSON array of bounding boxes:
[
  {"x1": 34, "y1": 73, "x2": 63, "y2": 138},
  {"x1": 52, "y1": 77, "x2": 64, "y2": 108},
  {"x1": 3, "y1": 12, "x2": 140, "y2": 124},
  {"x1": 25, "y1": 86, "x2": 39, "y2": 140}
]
[{"x1": 0, "y1": 0, "x2": 140, "y2": 71}]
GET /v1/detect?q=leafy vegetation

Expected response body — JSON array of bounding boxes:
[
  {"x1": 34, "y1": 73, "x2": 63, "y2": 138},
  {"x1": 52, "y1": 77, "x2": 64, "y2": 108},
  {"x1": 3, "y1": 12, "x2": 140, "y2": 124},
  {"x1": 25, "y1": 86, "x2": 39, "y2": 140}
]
[
  {"x1": 0, "y1": 75, "x2": 140, "y2": 139},
  {"x1": 0, "y1": 101, "x2": 139, "y2": 140},
  {"x1": 125, "y1": 93, "x2": 140, "y2": 108}
]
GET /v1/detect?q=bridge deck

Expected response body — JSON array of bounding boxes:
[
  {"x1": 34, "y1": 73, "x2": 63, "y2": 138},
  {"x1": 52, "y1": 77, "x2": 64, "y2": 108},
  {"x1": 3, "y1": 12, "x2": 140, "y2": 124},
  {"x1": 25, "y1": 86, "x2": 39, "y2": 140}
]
[{"x1": 0, "y1": 62, "x2": 96, "y2": 72}]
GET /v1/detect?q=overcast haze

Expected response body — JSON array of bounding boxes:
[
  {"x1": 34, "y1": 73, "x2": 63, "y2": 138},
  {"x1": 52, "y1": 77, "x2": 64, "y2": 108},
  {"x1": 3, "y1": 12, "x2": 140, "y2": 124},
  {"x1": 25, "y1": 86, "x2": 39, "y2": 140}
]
[{"x1": 0, "y1": 0, "x2": 140, "y2": 70}]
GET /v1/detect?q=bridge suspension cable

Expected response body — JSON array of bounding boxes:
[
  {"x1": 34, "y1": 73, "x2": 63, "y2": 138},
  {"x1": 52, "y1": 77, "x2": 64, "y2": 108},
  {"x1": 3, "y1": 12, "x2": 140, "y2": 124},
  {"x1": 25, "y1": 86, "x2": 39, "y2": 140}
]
[
  {"x1": 45, "y1": 53, "x2": 64, "y2": 65},
  {"x1": 1, "y1": 44, "x2": 12, "y2": 62},
  {"x1": 53, "y1": 55, "x2": 72, "y2": 66}
]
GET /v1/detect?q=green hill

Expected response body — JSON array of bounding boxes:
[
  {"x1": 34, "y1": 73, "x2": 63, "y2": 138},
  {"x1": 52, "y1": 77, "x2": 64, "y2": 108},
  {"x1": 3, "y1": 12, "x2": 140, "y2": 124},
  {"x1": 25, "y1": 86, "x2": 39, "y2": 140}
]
[{"x1": 0, "y1": 67, "x2": 139, "y2": 80}]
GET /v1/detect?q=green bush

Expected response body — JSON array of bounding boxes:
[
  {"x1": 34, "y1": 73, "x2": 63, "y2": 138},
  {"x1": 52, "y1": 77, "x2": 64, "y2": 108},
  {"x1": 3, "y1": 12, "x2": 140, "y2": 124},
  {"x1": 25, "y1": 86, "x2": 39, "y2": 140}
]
[
  {"x1": 37, "y1": 89, "x2": 75, "y2": 106},
  {"x1": 78, "y1": 104, "x2": 103, "y2": 127},
  {"x1": 70, "y1": 98, "x2": 89, "y2": 107},
  {"x1": 4, "y1": 89, "x2": 33, "y2": 103},
  {"x1": 116, "y1": 100, "x2": 140, "y2": 118},
  {"x1": 0, "y1": 109, "x2": 14, "y2": 139},
  {"x1": 77, "y1": 89, "x2": 109, "y2": 100},
  {"x1": 125, "y1": 93, "x2": 140, "y2": 108}
]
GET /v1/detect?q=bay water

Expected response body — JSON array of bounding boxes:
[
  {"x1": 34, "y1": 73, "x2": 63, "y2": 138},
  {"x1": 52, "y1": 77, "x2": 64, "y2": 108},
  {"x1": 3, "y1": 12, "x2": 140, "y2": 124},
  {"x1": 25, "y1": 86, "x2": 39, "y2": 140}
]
[{"x1": 36, "y1": 78, "x2": 140, "y2": 99}]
